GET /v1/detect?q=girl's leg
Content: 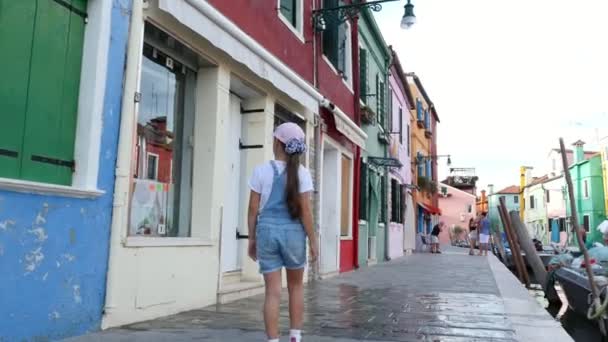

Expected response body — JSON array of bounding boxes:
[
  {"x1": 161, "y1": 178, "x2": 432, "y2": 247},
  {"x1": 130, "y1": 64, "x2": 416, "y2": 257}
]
[
  {"x1": 286, "y1": 268, "x2": 305, "y2": 338},
  {"x1": 263, "y1": 270, "x2": 282, "y2": 340}
]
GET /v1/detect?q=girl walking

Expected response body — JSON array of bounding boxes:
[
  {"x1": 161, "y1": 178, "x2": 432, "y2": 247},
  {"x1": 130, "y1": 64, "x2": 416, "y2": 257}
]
[{"x1": 247, "y1": 122, "x2": 318, "y2": 342}]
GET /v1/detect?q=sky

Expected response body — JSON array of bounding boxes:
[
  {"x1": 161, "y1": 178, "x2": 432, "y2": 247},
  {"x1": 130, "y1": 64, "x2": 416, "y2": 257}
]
[{"x1": 374, "y1": 0, "x2": 608, "y2": 192}]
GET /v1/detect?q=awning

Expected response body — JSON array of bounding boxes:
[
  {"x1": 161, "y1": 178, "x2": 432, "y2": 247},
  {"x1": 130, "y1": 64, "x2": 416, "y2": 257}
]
[
  {"x1": 368, "y1": 157, "x2": 402, "y2": 168},
  {"x1": 419, "y1": 202, "x2": 442, "y2": 215},
  {"x1": 159, "y1": 0, "x2": 321, "y2": 115},
  {"x1": 333, "y1": 111, "x2": 366, "y2": 148}
]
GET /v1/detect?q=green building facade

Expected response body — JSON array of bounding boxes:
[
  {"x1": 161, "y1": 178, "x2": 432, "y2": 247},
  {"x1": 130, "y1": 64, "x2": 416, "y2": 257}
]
[
  {"x1": 357, "y1": 8, "x2": 391, "y2": 266},
  {"x1": 565, "y1": 142, "x2": 606, "y2": 245}
]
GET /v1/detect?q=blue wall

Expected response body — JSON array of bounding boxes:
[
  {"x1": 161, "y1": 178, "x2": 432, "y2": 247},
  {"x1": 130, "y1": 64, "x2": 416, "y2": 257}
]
[{"x1": 0, "y1": 1, "x2": 131, "y2": 340}]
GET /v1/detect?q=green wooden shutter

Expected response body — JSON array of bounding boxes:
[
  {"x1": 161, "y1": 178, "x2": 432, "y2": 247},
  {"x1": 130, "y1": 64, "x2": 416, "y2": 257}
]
[
  {"x1": 20, "y1": 0, "x2": 86, "y2": 185},
  {"x1": 280, "y1": 0, "x2": 296, "y2": 26},
  {"x1": 322, "y1": 0, "x2": 340, "y2": 67},
  {"x1": 359, "y1": 161, "x2": 368, "y2": 220},
  {"x1": 0, "y1": 1, "x2": 37, "y2": 179},
  {"x1": 359, "y1": 48, "x2": 367, "y2": 101}
]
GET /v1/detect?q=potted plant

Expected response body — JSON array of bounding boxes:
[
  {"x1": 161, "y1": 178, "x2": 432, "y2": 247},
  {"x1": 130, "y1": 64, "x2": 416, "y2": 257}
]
[{"x1": 361, "y1": 104, "x2": 376, "y2": 125}]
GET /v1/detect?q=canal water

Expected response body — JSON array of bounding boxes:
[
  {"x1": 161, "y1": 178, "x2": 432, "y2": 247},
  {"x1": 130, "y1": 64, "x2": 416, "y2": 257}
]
[{"x1": 528, "y1": 283, "x2": 605, "y2": 341}]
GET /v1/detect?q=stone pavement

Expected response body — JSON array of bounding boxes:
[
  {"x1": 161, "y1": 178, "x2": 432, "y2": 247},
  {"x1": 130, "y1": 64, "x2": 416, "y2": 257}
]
[{"x1": 67, "y1": 247, "x2": 572, "y2": 342}]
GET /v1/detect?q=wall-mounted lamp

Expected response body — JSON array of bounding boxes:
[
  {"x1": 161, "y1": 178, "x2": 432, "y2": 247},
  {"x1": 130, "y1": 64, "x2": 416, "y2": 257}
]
[{"x1": 313, "y1": 0, "x2": 416, "y2": 33}]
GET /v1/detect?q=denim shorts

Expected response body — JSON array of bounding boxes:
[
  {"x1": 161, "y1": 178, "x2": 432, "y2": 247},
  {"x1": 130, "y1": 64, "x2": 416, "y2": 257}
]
[{"x1": 256, "y1": 224, "x2": 306, "y2": 274}]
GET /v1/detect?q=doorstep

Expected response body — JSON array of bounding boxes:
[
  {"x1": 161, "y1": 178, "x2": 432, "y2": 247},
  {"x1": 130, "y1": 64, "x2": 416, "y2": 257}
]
[{"x1": 218, "y1": 281, "x2": 265, "y2": 304}]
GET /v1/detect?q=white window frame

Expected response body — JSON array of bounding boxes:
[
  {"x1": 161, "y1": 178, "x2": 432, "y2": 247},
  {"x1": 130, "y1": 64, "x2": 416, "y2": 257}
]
[
  {"x1": 277, "y1": 0, "x2": 305, "y2": 43},
  {"x1": 146, "y1": 152, "x2": 159, "y2": 180},
  {"x1": 322, "y1": 21, "x2": 354, "y2": 94},
  {"x1": 342, "y1": 21, "x2": 353, "y2": 92},
  {"x1": 0, "y1": 0, "x2": 111, "y2": 199}
]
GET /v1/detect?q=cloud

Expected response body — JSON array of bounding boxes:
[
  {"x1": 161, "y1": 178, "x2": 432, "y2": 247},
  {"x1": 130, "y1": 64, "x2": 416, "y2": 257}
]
[{"x1": 375, "y1": 0, "x2": 608, "y2": 191}]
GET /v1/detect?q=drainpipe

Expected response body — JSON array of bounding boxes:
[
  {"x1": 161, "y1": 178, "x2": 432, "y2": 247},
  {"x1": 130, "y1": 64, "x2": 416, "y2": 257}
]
[
  {"x1": 352, "y1": 15, "x2": 361, "y2": 269},
  {"x1": 102, "y1": 0, "x2": 144, "y2": 322},
  {"x1": 384, "y1": 55, "x2": 392, "y2": 262}
]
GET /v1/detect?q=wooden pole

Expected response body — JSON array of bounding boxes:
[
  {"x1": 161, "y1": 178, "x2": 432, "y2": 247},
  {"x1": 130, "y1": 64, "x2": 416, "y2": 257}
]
[
  {"x1": 509, "y1": 211, "x2": 549, "y2": 284},
  {"x1": 559, "y1": 138, "x2": 606, "y2": 334},
  {"x1": 498, "y1": 201, "x2": 529, "y2": 287},
  {"x1": 509, "y1": 210, "x2": 561, "y2": 303},
  {"x1": 492, "y1": 230, "x2": 507, "y2": 263}
]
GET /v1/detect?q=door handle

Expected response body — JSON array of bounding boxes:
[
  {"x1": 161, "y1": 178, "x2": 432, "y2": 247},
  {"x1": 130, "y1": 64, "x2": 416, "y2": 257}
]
[{"x1": 236, "y1": 229, "x2": 249, "y2": 239}]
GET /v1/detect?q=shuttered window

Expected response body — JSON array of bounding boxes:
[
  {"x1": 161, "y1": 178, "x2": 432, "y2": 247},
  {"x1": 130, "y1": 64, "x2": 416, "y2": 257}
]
[
  {"x1": 340, "y1": 155, "x2": 352, "y2": 236},
  {"x1": 280, "y1": 0, "x2": 297, "y2": 27},
  {"x1": 322, "y1": 0, "x2": 339, "y2": 67},
  {"x1": 359, "y1": 160, "x2": 368, "y2": 220},
  {"x1": 359, "y1": 47, "x2": 368, "y2": 102},
  {"x1": 0, "y1": 0, "x2": 87, "y2": 185},
  {"x1": 416, "y1": 99, "x2": 423, "y2": 121},
  {"x1": 390, "y1": 179, "x2": 403, "y2": 223}
]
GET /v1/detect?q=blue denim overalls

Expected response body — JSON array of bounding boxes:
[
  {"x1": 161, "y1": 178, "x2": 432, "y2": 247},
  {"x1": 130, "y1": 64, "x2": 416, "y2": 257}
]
[{"x1": 256, "y1": 161, "x2": 307, "y2": 274}]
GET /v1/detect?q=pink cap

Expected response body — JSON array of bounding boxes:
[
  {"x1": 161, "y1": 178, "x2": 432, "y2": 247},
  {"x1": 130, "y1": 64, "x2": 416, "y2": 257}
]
[{"x1": 273, "y1": 122, "x2": 305, "y2": 144}]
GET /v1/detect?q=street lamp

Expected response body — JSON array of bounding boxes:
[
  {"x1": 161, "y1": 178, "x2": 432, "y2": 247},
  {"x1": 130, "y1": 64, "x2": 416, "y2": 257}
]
[
  {"x1": 313, "y1": 0, "x2": 416, "y2": 32},
  {"x1": 401, "y1": 0, "x2": 416, "y2": 29}
]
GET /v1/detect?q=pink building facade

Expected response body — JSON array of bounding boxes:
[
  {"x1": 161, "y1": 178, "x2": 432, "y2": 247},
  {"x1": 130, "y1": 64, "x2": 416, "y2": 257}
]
[
  {"x1": 438, "y1": 183, "x2": 477, "y2": 244},
  {"x1": 387, "y1": 49, "x2": 415, "y2": 259}
]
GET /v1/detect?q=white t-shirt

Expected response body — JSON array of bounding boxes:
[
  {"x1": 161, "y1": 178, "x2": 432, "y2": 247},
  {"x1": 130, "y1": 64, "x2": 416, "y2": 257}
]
[{"x1": 249, "y1": 161, "x2": 314, "y2": 211}]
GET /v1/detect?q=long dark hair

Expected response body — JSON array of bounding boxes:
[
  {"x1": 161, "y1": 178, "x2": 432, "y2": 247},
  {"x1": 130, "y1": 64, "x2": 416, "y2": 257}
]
[{"x1": 283, "y1": 142, "x2": 302, "y2": 219}]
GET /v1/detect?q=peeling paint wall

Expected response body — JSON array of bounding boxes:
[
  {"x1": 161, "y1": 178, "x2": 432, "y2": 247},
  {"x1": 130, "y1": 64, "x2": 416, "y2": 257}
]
[{"x1": 0, "y1": 1, "x2": 131, "y2": 340}]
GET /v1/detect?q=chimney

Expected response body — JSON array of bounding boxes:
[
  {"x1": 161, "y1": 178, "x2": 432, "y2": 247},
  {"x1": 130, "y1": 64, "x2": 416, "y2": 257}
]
[
  {"x1": 573, "y1": 140, "x2": 585, "y2": 163},
  {"x1": 525, "y1": 168, "x2": 533, "y2": 185},
  {"x1": 487, "y1": 184, "x2": 494, "y2": 195}
]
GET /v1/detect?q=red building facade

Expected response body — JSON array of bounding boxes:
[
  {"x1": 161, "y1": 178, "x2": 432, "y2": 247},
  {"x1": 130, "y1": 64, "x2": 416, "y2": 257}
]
[{"x1": 206, "y1": 0, "x2": 364, "y2": 273}]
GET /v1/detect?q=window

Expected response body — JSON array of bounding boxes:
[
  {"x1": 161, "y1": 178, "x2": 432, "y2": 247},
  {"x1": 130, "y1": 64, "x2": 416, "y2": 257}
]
[
  {"x1": 146, "y1": 153, "x2": 159, "y2": 180},
  {"x1": 559, "y1": 218, "x2": 566, "y2": 232},
  {"x1": 391, "y1": 179, "x2": 403, "y2": 223},
  {"x1": 398, "y1": 107, "x2": 403, "y2": 144},
  {"x1": 129, "y1": 26, "x2": 197, "y2": 238},
  {"x1": 359, "y1": 161, "x2": 368, "y2": 220},
  {"x1": 424, "y1": 109, "x2": 430, "y2": 131},
  {"x1": 380, "y1": 176, "x2": 387, "y2": 222},
  {"x1": 583, "y1": 215, "x2": 590, "y2": 231},
  {"x1": 545, "y1": 190, "x2": 550, "y2": 203},
  {"x1": 467, "y1": 204, "x2": 473, "y2": 213},
  {"x1": 376, "y1": 75, "x2": 385, "y2": 128},
  {"x1": 406, "y1": 124, "x2": 410, "y2": 155},
  {"x1": 584, "y1": 179, "x2": 589, "y2": 198},
  {"x1": 340, "y1": 155, "x2": 352, "y2": 236},
  {"x1": 322, "y1": 0, "x2": 352, "y2": 83},
  {"x1": 1, "y1": 1, "x2": 88, "y2": 185},
  {"x1": 279, "y1": 0, "x2": 299, "y2": 29},
  {"x1": 359, "y1": 47, "x2": 368, "y2": 102},
  {"x1": 499, "y1": 196, "x2": 505, "y2": 203},
  {"x1": 529, "y1": 195, "x2": 535, "y2": 209},
  {"x1": 416, "y1": 99, "x2": 423, "y2": 121},
  {"x1": 514, "y1": 196, "x2": 519, "y2": 204}
]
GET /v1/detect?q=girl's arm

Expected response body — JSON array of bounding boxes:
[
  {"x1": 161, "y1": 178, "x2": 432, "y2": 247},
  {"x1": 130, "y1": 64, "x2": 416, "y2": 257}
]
[
  {"x1": 247, "y1": 191, "x2": 261, "y2": 261},
  {"x1": 247, "y1": 191, "x2": 261, "y2": 240},
  {"x1": 299, "y1": 191, "x2": 317, "y2": 260}
]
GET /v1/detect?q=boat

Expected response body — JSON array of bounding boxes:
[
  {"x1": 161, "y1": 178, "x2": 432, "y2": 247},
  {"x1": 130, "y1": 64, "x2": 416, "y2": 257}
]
[{"x1": 553, "y1": 267, "x2": 608, "y2": 335}]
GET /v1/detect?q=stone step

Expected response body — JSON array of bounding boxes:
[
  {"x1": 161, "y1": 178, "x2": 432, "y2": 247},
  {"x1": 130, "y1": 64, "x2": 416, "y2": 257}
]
[{"x1": 217, "y1": 281, "x2": 264, "y2": 304}]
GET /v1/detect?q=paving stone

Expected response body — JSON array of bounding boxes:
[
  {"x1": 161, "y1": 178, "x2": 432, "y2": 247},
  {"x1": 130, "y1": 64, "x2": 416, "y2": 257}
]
[{"x1": 67, "y1": 247, "x2": 538, "y2": 341}]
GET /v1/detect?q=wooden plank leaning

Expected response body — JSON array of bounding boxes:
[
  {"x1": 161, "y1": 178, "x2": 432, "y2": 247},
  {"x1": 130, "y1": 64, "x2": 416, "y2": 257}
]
[{"x1": 498, "y1": 199, "x2": 530, "y2": 287}]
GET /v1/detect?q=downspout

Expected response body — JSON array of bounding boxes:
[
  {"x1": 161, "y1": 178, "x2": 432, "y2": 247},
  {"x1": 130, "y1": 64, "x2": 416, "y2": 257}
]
[
  {"x1": 384, "y1": 54, "x2": 392, "y2": 262},
  {"x1": 312, "y1": 0, "x2": 321, "y2": 280},
  {"x1": 103, "y1": 0, "x2": 144, "y2": 323},
  {"x1": 352, "y1": 15, "x2": 361, "y2": 269}
]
